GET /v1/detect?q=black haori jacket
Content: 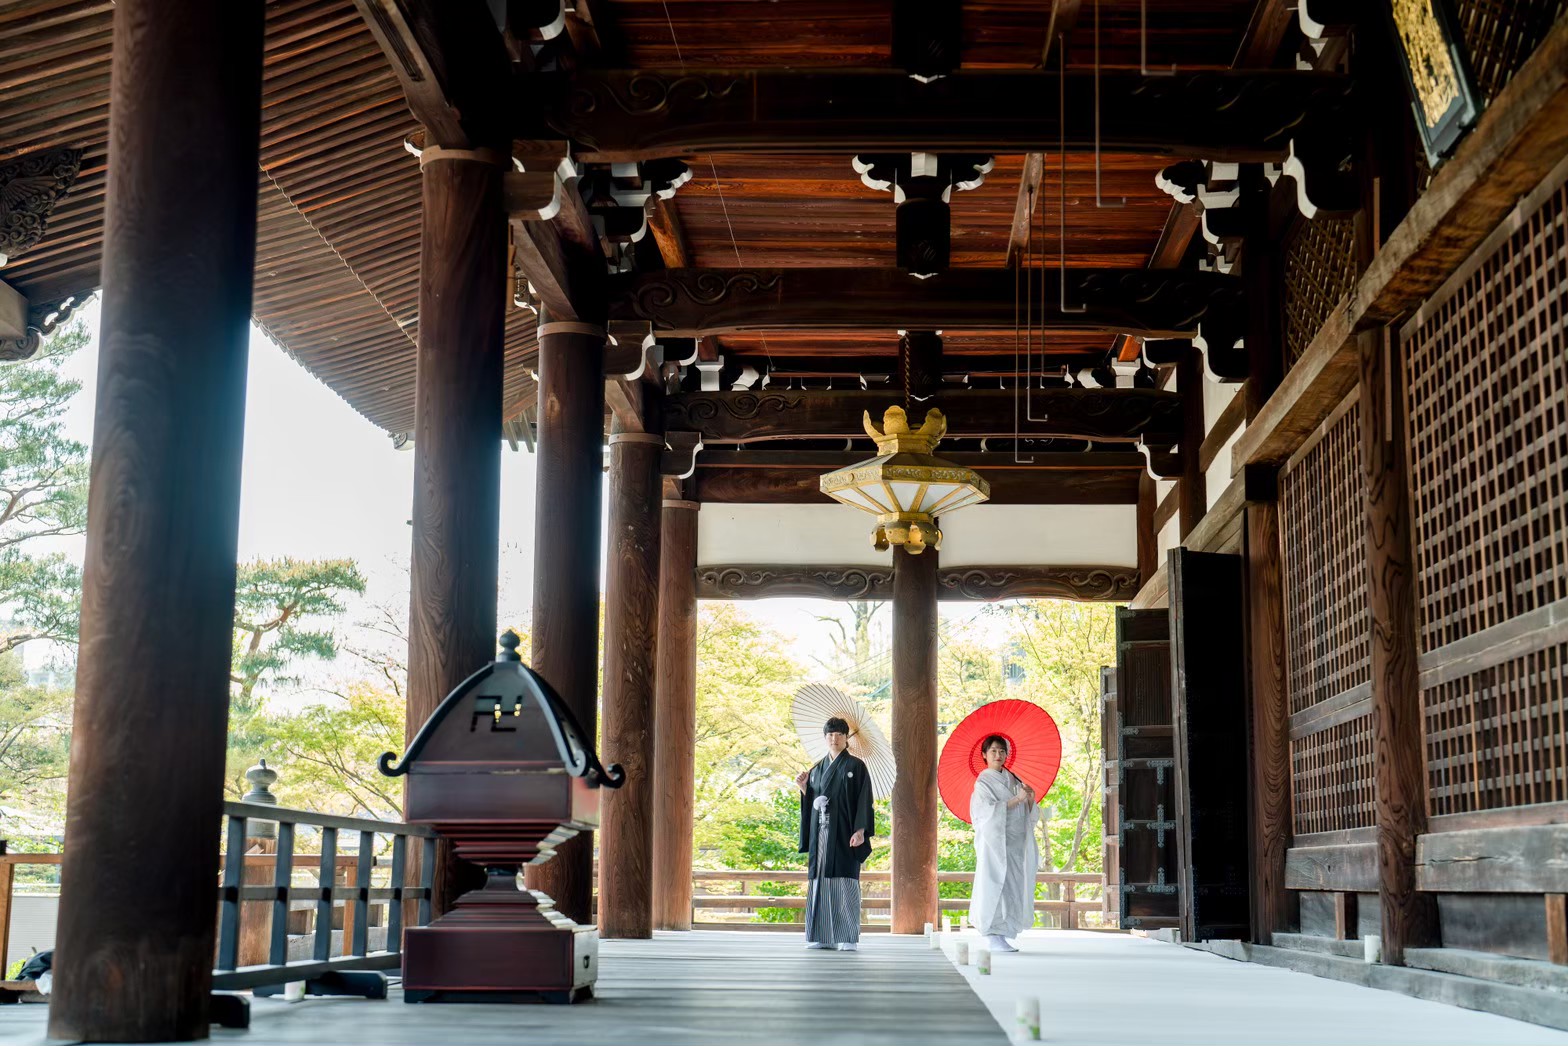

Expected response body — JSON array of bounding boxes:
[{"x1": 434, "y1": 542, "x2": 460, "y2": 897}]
[{"x1": 799, "y1": 752, "x2": 876, "y2": 879}]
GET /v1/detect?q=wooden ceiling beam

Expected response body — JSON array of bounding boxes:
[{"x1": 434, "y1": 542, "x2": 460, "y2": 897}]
[
  {"x1": 611, "y1": 267, "x2": 1242, "y2": 345},
  {"x1": 729, "y1": 353, "x2": 1088, "y2": 378},
  {"x1": 665, "y1": 389, "x2": 1181, "y2": 445},
  {"x1": 521, "y1": 69, "x2": 1355, "y2": 162},
  {"x1": 351, "y1": 0, "x2": 512, "y2": 148},
  {"x1": 692, "y1": 464, "x2": 1140, "y2": 505}
]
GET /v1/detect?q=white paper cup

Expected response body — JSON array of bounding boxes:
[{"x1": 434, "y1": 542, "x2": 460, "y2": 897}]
[
  {"x1": 1015, "y1": 997, "x2": 1041, "y2": 1041},
  {"x1": 284, "y1": 981, "x2": 305, "y2": 1003},
  {"x1": 1363, "y1": 934, "x2": 1382, "y2": 964},
  {"x1": 955, "y1": 940, "x2": 970, "y2": 965},
  {"x1": 976, "y1": 946, "x2": 991, "y2": 974}
]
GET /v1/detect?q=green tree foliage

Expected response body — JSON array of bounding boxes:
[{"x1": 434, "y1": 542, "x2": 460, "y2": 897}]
[
  {"x1": 261, "y1": 680, "x2": 405, "y2": 819},
  {"x1": 0, "y1": 652, "x2": 70, "y2": 823},
  {"x1": 690, "y1": 603, "x2": 807, "y2": 854},
  {"x1": 226, "y1": 557, "x2": 367, "y2": 794},
  {"x1": 0, "y1": 320, "x2": 89, "y2": 654}
]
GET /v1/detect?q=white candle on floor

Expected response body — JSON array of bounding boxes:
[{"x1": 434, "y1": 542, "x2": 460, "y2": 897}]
[
  {"x1": 924, "y1": 921, "x2": 934, "y2": 943},
  {"x1": 976, "y1": 946, "x2": 991, "y2": 974},
  {"x1": 1016, "y1": 997, "x2": 1041, "y2": 1041},
  {"x1": 929, "y1": 929, "x2": 942, "y2": 950},
  {"x1": 1363, "y1": 934, "x2": 1382, "y2": 963},
  {"x1": 954, "y1": 939, "x2": 969, "y2": 965}
]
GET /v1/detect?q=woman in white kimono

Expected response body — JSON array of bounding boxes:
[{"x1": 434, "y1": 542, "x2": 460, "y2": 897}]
[{"x1": 968, "y1": 734, "x2": 1039, "y2": 953}]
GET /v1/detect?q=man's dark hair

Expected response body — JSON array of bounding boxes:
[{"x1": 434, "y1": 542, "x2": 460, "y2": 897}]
[
  {"x1": 823, "y1": 717, "x2": 850, "y2": 735},
  {"x1": 981, "y1": 734, "x2": 1009, "y2": 756}
]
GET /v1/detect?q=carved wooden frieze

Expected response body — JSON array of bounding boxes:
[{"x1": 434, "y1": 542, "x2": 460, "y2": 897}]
[
  {"x1": 937, "y1": 566, "x2": 1140, "y2": 602},
  {"x1": 611, "y1": 267, "x2": 1243, "y2": 347},
  {"x1": 0, "y1": 146, "x2": 82, "y2": 265},
  {"x1": 665, "y1": 389, "x2": 1182, "y2": 446},
  {"x1": 696, "y1": 563, "x2": 1140, "y2": 602},
  {"x1": 696, "y1": 564, "x2": 894, "y2": 601},
  {"x1": 523, "y1": 70, "x2": 1356, "y2": 165}
]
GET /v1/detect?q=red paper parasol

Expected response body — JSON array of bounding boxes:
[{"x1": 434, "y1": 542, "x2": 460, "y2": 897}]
[{"x1": 938, "y1": 700, "x2": 1063, "y2": 823}]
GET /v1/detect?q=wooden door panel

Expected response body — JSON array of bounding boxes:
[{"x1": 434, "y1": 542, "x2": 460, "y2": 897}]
[
  {"x1": 1170, "y1": 548, "x2": 1252, "y2": 941},
  {"x1": 1115, "y1": 607, "x2": 1179, "y2": 930}
]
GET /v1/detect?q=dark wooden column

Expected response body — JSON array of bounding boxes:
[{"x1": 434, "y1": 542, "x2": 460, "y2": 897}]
[
  {"x1": 527, "y1": 316, "x2": 606, "y2": 925},
  {"x1": 1240, "y1": 165, "x2": 1292, "y2": 943},
  {"x1": 405, "y1": 145, "x2": 508, "y2": 915},
  {"x1": 598, "y1": 422, "x2": 664, "y2": 939},
  {"x1": 49, "y1": 3, "x2": 265, "y2": 1040},
  {"x1": 1178, "y1": 350, "x2": 1207, "y2": 538},
  {"x1": 1357, "y1": 327, "x2": 1438, "y2": 966},
  {"x1": 1136, "y1": 472, "x2": 1158, "y2": 585},
  {"x1": 652, "y1": 498, "x2": 700, "y2": 931},
  {"x1": 891, "y1": 545, "x2": 939, "y2": 934}
]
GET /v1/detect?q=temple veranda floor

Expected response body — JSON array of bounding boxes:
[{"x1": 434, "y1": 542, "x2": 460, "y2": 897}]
[{"x1": 4, "y1": 930, "x2": 1567, "y2": 1045}]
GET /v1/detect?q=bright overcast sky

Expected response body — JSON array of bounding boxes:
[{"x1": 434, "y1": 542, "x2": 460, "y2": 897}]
[{"x1": 37, "y1": 302, "x2": 995, "y2": 687}]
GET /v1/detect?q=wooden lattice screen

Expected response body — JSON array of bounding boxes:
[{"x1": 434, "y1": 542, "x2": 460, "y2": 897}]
[
  {"x1": 1290, "y1": 714, "x2": 1377, "y2": 836},
  {"x1": 1280, "y1": 397, "x2": 1375, "y2": 835},
  {"x1": 1282, "y1": 217, "x2": 1359, "y2": 368},
  {"x1": 1404, "y1": 165, "x2": 1568, "y2": 819},
  {"x1": 1454, "y1": 0, "x2": 1567, "y2": 103}
]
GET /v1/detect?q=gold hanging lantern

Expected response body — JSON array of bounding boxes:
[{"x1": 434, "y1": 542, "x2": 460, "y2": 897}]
[{"x1": 819, "y1": 405, "x2": 989, "y2": 554}]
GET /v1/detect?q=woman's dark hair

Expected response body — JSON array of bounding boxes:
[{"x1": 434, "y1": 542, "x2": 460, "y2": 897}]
[
  {"x1": 823, "y1": 717, "x2": 851, "y2": 736},
  {"x1": 981, "y1": 734, "x2": 1009, "y2": 756}
]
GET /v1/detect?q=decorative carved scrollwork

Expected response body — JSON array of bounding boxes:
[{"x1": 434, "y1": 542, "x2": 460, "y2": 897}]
[
  {"x1": 936, "y1": 565, "x2": 1140, "y2": 602},
  {"x1": 0, "y1": 146, "x2": 81, "y2": 266},
  {"x1": 696, "y1": 565, "x2": 894, "y2": 601},
  {"x1": 696, "y1": 563, "x2": 1139, "y2": 602}
]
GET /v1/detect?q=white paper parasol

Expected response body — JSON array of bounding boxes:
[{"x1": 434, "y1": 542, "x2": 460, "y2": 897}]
[{"x1": 792, "y1": 683, "x2": 897, "y2": 799}]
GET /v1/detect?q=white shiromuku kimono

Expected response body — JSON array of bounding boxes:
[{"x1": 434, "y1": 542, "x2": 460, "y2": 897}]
[{"x1": 968, "y1": 767, "x2": 1040, "y2": 937}]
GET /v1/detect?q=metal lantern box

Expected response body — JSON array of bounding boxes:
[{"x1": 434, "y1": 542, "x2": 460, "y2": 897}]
[{"x1": 380, "y1": 631, "x2": 623, "y2": 1003}]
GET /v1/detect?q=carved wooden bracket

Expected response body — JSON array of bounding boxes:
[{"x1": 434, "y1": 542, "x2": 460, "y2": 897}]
[
  {"x1": 0, "y1": 293, "x2": 88, "y2": 363},
  {"x1": 661, "y1": 431, "x2": 703, "y2": 478},
  {"x1": 0, "y1": 146, "x2": 82, "y2": 266}
]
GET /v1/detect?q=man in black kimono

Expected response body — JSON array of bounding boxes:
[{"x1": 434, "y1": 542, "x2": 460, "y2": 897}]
[{"x1": 796, "y1": 717, "x2": 875, "y2": 951}]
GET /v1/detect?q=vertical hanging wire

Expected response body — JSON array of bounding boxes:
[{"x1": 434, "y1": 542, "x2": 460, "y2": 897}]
[{"x1": 660, "y1": 1, "x2": 772, "y2": 372}]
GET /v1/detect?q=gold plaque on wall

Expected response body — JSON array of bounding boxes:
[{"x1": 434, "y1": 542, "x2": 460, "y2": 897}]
[{"x1": 1388, "y1": 0, "x2": 1480, "y2": 164}]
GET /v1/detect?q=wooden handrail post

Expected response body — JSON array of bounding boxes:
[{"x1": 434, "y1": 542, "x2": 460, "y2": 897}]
[{"x1": 0, "y1": 841, "x2": 13, "y2": 974}]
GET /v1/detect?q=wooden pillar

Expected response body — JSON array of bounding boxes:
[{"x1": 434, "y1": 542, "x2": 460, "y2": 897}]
[
  {"x1": 891, "y1": 545, "x2": 939, "y2": 934},
  {"x1": 1357, "y1": 327, "x2": 1438, "y2": 966},
  {"x1": 598, "y1": 421, "x2": 664, "y2": 939},
  {"x1": 1241, "y1": 165, "x2": 1292, "y2": 943},
  {"x1": 405, "y1": 145, "x2": 508, "y2": 917},
  {"x1": 652, "y1": 499, "x2": 700, "y2": 931},
  {"x1": 49, "y1": 3, "x2": 265, "y2": 1039},
  {"x1": 527, "y1": 316, "x2": 606, "y2": 925},
  {"x1": 1136, "y1": 472, "x2": 1158, "y2": 585},
  {"x1": 1177, "y1": 350, "x2": 1206, "y2": 538}
]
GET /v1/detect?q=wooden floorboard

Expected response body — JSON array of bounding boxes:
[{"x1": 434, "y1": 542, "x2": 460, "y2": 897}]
[{"x1": 0, "y1": 932, "x2": 1005, "y2": 1046}]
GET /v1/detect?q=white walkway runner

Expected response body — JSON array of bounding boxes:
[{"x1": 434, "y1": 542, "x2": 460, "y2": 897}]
[{"x1": 946, "y1": 930, "x2": 1568, "y2": 1046}]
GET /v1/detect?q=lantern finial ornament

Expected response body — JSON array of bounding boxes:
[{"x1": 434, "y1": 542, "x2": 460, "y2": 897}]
[{"x1": 820, "y1": 405, "x2": 989, "y2": 554}]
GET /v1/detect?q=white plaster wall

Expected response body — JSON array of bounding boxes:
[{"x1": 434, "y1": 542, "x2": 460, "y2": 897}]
[
  {"x1": 696, "y1": 503, "x2": 1137, "y2": 568},
  {"x1": 697, "y1": 504, "x2": 889, "y2": 567},
  {"x1": 940, "y1": 504, "x2": 1137, "y2": 567},
  {"x1": 1203, "y1": 380, "x2": 1245, "y2": 509}
]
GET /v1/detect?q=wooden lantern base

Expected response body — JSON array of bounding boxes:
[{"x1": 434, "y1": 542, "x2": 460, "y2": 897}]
[{"x1": 402, "y1": 868, "x2": 598, "y2": 1004}]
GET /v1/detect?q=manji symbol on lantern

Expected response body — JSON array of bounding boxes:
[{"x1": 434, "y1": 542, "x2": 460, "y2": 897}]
[{"x1": 819, "y1": 405, "x2": 990, "y2": 553}]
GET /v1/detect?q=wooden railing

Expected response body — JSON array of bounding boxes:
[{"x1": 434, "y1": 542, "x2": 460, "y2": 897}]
[{"x1": 690, "y1": 869, "x2": 1107, "y2": 930}]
